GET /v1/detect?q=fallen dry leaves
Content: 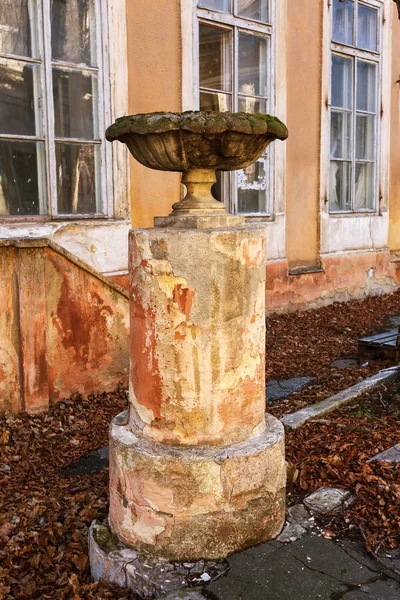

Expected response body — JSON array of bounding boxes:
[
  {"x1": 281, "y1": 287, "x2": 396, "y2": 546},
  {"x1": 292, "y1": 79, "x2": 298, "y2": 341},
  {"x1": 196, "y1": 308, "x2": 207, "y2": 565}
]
[
  {"x1": 286, "y1": 382, "x2": 400, "y2": 553},
  {"x1": 266, "y1": 291, "x2": 400, "y2": 418},
  {"x1": 2, "y1": 292, "x2": 400, "y2": 597},
  {"x1": 0, "y1": 390, "x2": 137, "y2": 600}
]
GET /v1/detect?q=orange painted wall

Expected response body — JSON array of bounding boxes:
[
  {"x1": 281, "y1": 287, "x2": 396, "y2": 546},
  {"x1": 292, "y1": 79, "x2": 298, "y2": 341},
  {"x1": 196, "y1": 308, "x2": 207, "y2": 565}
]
[
  {"x1": 285, "y1": 1, "x2": 322, "y2": 270},
  {"x1": 389, "y1": 11, "x2": 400, "y2": 253},
  {"x1": 126, "y1": 0, "x2": 182, "y2": 227}
]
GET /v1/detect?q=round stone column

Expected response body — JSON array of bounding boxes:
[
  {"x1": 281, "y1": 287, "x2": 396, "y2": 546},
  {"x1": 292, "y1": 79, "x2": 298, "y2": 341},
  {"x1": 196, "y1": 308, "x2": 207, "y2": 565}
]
[{"x1": 108, "y1": 221, "x2": 286, "y2": 560}]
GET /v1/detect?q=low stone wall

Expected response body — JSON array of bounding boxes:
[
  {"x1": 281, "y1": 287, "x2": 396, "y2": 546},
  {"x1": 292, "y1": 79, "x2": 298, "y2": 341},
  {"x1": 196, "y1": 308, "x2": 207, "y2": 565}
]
[
  {"x1": 266, "y1": 250, "x2": 400, "y2": 313},
  {"x1": 0, "y1": 239, "x2": 129, "y2": 415}
]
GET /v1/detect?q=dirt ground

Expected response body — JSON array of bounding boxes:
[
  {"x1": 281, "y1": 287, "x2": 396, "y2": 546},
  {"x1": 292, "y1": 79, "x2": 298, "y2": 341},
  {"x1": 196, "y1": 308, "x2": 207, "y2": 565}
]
[{"x1": 2, "y1": 291, "x2": 400, "y2": 599}]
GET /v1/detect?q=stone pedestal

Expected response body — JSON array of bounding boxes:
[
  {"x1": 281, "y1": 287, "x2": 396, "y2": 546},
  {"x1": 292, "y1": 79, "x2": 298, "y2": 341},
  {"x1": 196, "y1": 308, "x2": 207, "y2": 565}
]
[{"x1": 105, "y1": 222, "x2": 286, "y2": 561}]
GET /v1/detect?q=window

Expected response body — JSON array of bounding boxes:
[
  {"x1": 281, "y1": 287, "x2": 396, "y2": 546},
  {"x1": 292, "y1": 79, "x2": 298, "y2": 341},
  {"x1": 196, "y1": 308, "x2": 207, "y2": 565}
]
[
  {"x1": 0, "y1": 0, "x2": 108, "y2": 219},
  {"x1": 329, "y1": 0, "x2": 381, "y2": 213},
  {"x1": 197, "y1": 0, "x2": 274, "y2": 216}
]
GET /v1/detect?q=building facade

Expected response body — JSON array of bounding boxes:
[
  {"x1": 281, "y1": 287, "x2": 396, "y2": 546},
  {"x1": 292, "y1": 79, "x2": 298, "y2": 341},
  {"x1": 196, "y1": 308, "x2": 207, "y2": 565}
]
[{"x1": 1, "y1": 0, "x2": 400, "y2": 311}]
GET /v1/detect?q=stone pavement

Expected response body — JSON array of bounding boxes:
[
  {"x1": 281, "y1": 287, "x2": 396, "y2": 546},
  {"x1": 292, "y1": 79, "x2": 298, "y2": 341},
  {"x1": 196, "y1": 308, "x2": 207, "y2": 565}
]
[{"x1": 202, "y1": 535, "x2": 400, "y2": 600}]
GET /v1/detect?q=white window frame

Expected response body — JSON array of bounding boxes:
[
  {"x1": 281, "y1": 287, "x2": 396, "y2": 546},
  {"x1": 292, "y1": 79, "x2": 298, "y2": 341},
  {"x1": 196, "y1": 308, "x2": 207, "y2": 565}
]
[
  {"x1": 195, "y1": 1, "x2": 276, "y2": 217},
  {"x1": 320, "y1": 0, "x2": 392, "y2": 255},
  {"x1": 0, "y1": 0, "x2": 129, "y2": 223},
  {"x1": 329, "y1": 0, "x2": 382, "y2": 214}
]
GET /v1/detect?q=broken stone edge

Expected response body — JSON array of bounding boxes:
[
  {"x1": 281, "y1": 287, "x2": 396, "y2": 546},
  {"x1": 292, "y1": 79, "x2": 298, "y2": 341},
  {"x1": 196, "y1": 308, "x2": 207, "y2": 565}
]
[
  {"x1": 89, "y1": 521, "x2": 189, "y2": 598},
  {"x1": 280, "y1": 366, "x2": 400, "y2": 431}
]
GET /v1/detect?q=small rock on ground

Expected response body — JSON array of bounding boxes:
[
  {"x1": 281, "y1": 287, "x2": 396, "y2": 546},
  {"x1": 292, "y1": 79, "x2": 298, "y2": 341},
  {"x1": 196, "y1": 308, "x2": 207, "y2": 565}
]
[{"x1": 304, "y1": 487, "x2": 352, "y2": 515}]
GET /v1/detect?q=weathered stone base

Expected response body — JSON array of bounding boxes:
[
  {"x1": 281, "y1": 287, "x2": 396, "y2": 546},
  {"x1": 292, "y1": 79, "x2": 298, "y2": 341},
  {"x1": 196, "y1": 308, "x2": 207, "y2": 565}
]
[{"x1": 108, "y1": 411, "x2": 286, "y2": 561}]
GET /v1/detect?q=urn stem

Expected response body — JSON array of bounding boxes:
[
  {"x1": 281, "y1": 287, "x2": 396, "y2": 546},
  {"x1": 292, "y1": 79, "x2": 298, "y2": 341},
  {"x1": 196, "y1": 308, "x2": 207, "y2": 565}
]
[{"x1": 170, "y1": 168, "x2": 227, "y2": 215}]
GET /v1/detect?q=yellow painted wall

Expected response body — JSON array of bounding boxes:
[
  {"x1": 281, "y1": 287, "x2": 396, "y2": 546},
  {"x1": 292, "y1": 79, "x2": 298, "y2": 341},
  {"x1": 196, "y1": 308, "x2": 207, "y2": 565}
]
[
  {"x1": 389, "y1": 9, "x2": 400, "y2": 252},
  {"x1": 126, "y1": 0, "x2": 182, "y2": 227},
  {"x1": 285, "y1": 1, "x2": 322, "y2": 270}
]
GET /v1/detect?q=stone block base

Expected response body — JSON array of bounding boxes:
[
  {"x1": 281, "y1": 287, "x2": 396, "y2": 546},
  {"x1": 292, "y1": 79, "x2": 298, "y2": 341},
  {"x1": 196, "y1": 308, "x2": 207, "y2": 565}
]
[{"x1": 108, "y1": 411, "x2": 286, "y2": 561}]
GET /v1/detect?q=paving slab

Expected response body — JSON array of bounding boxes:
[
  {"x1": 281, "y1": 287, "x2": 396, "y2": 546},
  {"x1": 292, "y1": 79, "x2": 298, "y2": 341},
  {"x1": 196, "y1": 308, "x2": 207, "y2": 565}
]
[
  {"x1": 266, "y1": 377, "x2": 316, "y2": 403},
  {"x1": 62, "y1": 446, "x2": 109, "y2": 476},
  {"x1": 369, "y1": 443, "x2": 400, "y2": 463},
  {"x1": 281, "y1": 366, "x2": 400, "y2": 430},
  {"x1": 206, "y1": 535, "x2": 400, "y2": 600},
  {"x1": 331, "y1": 359, "x2": 358, "y2": 369}
]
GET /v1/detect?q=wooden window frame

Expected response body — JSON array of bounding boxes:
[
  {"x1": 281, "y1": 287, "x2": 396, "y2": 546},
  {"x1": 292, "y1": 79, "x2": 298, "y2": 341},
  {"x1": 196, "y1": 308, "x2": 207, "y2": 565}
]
[
  {"x1": 196, "y1": 1, "x2": 276, "y2": 217},
  {"x1": 0, "y1": 0, "x2": 129, "y2": 223},
  {"x1": 328, "y1": 0, "x2": 382, "y2": 214}
]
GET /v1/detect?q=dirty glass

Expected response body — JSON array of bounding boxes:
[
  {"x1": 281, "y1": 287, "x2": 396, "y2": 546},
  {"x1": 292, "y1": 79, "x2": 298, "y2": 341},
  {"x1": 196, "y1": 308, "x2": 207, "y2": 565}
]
[
  {"x1": 355, "y1": 163, "x2": 374, "y2": 209},
  {"x1": 357, "y1": 4, "x2": 377, "y2": 51},
  {"x1": 198, "y1": 0, "x2": 231, "y2": 12},
  {"x1": 356, "y1": 114, "x2": 375, "y2": 160},
  {"x1": 200, "y1": 91, "x2": 231, "y2": 111},
  {"x1": 199, "y1": 24, "x2": 231, "y2": 92},
  {"x1": 238, "y1": 96, "x2": 266, "y2": 113},
  {"x1": 330, "y1": 111, "x2": 352, "y2": 159},
  {"x1": 55, "y1": 143, "x2": 100, "y2": 214},
  {"x1": 0, "y1": 61, "x2": 40, "y2": 136},
  {"x1": 331, "y1": 55, "x2": 352, "y2": 109},
  {"x1": 329, "y1": 161, "x2": 351, "y2": 211},
  {"x1": 356, "y1": 60, "x2": 376, "y2": 112},
  {"x1": 0, "y1": 0, "x2": 38, "y2": 58},
  {"x1": 51, "y1": 0, "x2": 96, "y2": 66},
  {"x1": 0, "y1": 140, "x2": 44, "y2": 216},
  {"x1": 237, "y1": 157, "x2": 268, "y2": 214},
  {"x1": 238, "y1": 33, "x2": 267, "y2": 97},
  {"x1": 53, "y1": 68, "x2": 97, "y2": 139},
  {"x1": 236, "y1": 0, "x2": 268, "y2": 23},
  {"x1": 332, "y1": 0, "x2": 354, "y2": 46}
]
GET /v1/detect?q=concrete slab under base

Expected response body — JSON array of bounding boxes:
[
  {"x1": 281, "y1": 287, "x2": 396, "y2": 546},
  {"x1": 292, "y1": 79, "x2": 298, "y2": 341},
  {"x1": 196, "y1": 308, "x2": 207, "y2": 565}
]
[
  {"x1": 108, "y1": 411, "x2": 286, "y2": 561},
  {"x1": 89, "y1": 521, "x2": 226, "y2": 598}
]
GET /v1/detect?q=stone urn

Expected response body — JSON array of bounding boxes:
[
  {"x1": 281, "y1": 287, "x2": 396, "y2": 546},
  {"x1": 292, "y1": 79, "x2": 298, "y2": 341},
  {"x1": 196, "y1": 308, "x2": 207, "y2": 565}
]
[
  {"x1": 90, "y1": 111, "x2": 288, "y2": 590},
  {"x1": 106, "y1": 110, "x2": 288, "y2": 226}
]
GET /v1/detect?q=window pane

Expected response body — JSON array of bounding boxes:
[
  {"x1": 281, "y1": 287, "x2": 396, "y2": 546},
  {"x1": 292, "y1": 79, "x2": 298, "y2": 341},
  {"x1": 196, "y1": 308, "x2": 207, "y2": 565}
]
[
  {"x1": 237, "y1": 158, "x2": 268, "y2": 214},
  {"x1": 55, "y1": 143, "x2": 100, "y2": 214},
  {"x1": 0, "y1": 140, "x2": 44, "y2": 216},
  {"x1": 331, "y1": 55, "x2": 352, "y2": 109},
  {"x1": 329, "y1": 161, "x2": 351, "y2": 211},
  {"x1": 238, "y1": 96, "x2": 267, "y2": 113},
  {"x1": 331, "y1": 111, "x2": 352, "y2": 159},
  {"x1": 356, "y1": 61, "x2": 376, "y2": 112},
  {"x1": 0, "y1": 61, "x2": 40, "y2": 136},
  {"x1": 200, "y1": 91, "x2": 231, "y2": 111},
  {"x1": 355, "y1": 162, "x2": 374, "y2": 209},
  {"x1": 357, "y1": 4, "x2": 377, "y2": 51},
  {"x1": 332, "y1": 0, "x2": 354, "y2": 46},
  {"x1": 51, "y1": 0, "x2": 96, "y2": 66},
  {"x1": 199, "y1": 24, "x2": 231, "y2": 91},
  {"x1": 198, "y1": 0, "x2": 231, "y2": 11},
  {"x1": 0, "y1": 0, "x2": 38, "y2": 58},
  {"x1": 53, "y1": 68, "x2": 97, "y2": 139},
  {"x1": 236, "y1": 0, "x2": 268, "y2": 23},
  {"x1": 356, "y1": 114, "x2": 375, "y2": 160},
  {"x1": 238, "y1": 33, "x2": 267, "y2": 97}
]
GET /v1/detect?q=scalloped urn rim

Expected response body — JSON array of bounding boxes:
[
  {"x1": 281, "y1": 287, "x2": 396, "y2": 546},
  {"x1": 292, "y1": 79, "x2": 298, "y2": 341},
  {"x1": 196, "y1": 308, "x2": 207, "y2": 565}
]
[{"x1": 106, "y1": 110, "x2": 288, "y2": 143}]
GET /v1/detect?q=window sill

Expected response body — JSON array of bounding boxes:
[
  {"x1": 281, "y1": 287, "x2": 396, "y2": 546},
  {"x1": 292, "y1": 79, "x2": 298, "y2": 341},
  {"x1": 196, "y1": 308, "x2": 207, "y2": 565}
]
[
  {"x1": 0, "y1": 215, "x2": 129, "y2": 226},
  {"x1": 243, "y1": 214, "x2": 275, "y2": 223},
  {"x1": 327, "y1": 210, "x2": 380, "y2": 218}
]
